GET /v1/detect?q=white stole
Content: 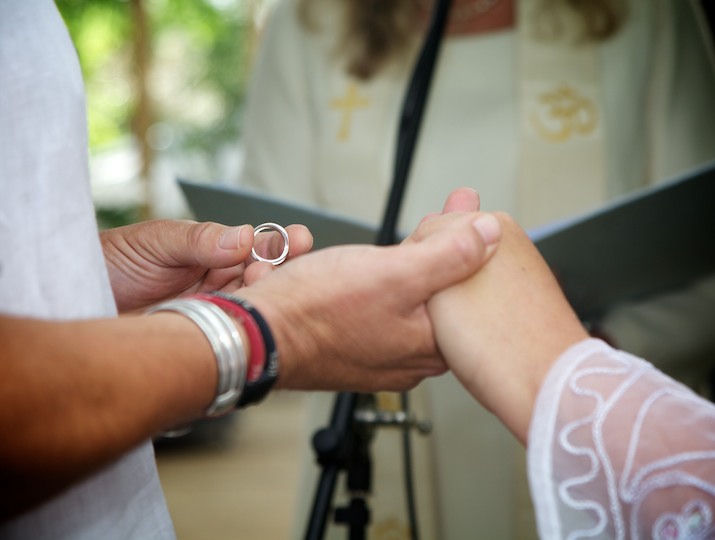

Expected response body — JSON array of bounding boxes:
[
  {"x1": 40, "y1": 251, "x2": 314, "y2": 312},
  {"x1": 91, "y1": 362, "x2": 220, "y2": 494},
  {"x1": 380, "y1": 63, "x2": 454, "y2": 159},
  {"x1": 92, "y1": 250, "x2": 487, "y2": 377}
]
[{"x1": 516, "y1": 0, "x2": 607, "y2": 228}]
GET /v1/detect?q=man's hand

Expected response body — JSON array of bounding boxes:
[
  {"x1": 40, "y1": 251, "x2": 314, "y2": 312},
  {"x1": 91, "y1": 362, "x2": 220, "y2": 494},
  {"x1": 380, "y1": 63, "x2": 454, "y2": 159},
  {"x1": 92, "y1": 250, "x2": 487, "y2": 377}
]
[
  {"x1": 101, "y1": 220, "x2": 313, "y2": 312},
  {"x1": 239, "y1": 208, "x2": 500, "y2": 393}
]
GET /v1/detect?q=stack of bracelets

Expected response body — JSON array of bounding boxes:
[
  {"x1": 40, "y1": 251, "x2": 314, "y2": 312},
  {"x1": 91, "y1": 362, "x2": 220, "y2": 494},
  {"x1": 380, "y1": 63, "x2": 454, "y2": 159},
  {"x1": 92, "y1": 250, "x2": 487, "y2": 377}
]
[{"x1": 145, "y1": 292, "x2": 278, "y2": 416}]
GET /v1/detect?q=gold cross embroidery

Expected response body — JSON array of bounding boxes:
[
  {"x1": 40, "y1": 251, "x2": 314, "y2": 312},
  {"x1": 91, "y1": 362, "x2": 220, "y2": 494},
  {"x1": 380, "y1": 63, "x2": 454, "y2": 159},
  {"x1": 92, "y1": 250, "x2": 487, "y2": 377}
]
[
  {"x1": 330, "y1": 82, "x2": 369, "y2": 141},
  {"x1": 530, "y1": 84, "x2": 598, "y2": 143}
]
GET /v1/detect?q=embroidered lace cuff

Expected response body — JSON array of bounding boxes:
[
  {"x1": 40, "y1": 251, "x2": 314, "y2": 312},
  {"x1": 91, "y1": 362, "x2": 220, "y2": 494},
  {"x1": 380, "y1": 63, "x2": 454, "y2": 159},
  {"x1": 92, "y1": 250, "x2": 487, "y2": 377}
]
[{"x1": 528, "y1": 338, "x2": 715, "y2": 539}]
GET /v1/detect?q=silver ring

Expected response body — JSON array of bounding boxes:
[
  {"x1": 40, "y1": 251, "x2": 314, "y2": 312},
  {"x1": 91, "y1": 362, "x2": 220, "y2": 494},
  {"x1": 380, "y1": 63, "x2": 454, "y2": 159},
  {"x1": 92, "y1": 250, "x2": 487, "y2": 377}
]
[{"x1": 252, "y1": 222, "x2": 289, "y2": 265}]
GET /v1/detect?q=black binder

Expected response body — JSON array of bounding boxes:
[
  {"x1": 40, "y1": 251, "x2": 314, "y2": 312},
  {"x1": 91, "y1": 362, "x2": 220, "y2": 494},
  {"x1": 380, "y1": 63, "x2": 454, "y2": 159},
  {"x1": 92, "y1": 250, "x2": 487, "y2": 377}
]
[{"x1": 180, "y1": 161, "x2": 715, "y2": 322}]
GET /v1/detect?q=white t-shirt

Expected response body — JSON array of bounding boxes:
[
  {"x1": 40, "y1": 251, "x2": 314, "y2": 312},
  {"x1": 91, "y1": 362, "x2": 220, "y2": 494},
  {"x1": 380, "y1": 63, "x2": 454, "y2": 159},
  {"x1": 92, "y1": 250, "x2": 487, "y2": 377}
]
[{"x1": 0, "y1": 1, "x2": 174, "y2": 537}]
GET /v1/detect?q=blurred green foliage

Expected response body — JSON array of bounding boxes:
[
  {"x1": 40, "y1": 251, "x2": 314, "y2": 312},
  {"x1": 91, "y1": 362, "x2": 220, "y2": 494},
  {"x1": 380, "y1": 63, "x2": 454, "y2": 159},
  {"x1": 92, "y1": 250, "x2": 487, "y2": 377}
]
[
  {"x1": 56, "y1": 0, "x2": 252, "y2": 154},
  {"x1": 56, "y1": 0, "x2": 255, "y2": 226},
  {"x1": 95, "y1": 206, "x2": 143, "y2": 230},
  {"x1": 58, "y1": 0, "x2": 133, "y2": 147}
]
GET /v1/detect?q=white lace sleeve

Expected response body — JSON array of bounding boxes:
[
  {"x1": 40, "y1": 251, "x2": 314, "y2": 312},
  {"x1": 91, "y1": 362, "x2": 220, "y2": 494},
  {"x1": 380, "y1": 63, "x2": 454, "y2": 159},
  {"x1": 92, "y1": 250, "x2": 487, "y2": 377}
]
[{"x1": 528, "y1": 338, "x2": 715, "y2": 539}]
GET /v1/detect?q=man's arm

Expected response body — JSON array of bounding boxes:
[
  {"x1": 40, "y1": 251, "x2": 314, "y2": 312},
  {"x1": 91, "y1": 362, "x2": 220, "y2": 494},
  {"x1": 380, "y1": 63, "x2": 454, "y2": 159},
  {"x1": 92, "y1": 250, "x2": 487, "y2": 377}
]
[
  {"x1": 0, "y1": 312, "x2": 218, "y2": 520},
  {"x1": 1, "y1": 207, "x2": 497, "y2": 520}
]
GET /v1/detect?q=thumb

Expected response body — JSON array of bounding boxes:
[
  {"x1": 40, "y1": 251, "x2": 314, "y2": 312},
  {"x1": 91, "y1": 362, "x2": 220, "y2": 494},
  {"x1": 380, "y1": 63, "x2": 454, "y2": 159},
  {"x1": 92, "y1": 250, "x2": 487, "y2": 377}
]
[
  {"x1": 403, "y1": 213, "x2": 502, "y2": 295},
  {"x1": 442, "y1": 187, "x2": 481, "y2": 214},
  {"x1": 154, "y1": 220, "x2": 255, "y2": 269}
]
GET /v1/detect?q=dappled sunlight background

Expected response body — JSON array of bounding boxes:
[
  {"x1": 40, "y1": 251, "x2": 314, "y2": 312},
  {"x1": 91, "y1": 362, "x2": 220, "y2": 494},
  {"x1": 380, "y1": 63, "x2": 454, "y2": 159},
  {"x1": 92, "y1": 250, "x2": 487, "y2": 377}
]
[{"x1": 58, "y1": 0, "x2": 277, "y2": 227}]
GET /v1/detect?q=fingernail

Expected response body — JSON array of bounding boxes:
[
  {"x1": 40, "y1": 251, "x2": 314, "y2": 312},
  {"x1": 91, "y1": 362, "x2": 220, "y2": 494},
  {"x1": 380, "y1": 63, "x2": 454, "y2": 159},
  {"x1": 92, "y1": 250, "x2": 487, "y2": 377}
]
[
  {"x1": 473, "y1": 214, "x2": 501, "y2": 246},
  {"x1": 219, "y1": 226, "x2": 245, "y2": 249}
]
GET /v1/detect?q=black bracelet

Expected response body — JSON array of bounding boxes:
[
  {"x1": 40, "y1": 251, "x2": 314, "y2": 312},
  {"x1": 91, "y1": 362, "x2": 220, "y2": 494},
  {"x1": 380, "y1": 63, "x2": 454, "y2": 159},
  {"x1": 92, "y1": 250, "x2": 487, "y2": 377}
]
[{"x1": 211, "y1": 292, "x2": 279, "y2": 408}]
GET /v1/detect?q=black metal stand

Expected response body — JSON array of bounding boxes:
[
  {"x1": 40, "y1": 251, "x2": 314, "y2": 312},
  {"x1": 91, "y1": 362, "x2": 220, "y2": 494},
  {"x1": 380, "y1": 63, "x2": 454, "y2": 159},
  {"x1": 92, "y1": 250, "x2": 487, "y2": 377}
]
[
  {"x1": 303, "y1": 1, "x2": 452, "y2": 538},
  {"x1": 304, "y1": 393, "x2": 370, "y2": 540},
  {"x1": 330, "y1": 394, "x2": 374, "y2": 540}
]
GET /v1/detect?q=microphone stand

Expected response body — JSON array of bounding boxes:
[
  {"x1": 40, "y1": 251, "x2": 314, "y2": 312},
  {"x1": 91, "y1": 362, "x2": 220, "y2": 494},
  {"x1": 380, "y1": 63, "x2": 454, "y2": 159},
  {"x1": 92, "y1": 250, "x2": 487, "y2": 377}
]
[{"x1": 303, "y1": 1, "x2": 452, "y2": 539}]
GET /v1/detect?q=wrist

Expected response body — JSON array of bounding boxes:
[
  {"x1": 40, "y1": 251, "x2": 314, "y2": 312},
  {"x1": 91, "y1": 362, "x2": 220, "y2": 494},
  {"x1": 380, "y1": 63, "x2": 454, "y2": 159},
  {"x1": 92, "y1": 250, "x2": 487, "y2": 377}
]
[
  {"x1": 139, "y1": 312, "x2": 219, "y2": 424},
  {"x1": 508, "y1": 324, "x2": 590, "y2": 444},
  {"x1": 196, "y1": 293, "x2": 279, "y2": 407},
  {"x1": 146, "y1": 298, "x2": 248, "y2": 417},
  {"x1": 236, "y1": 290, "x2": 301, "y2": 391}
]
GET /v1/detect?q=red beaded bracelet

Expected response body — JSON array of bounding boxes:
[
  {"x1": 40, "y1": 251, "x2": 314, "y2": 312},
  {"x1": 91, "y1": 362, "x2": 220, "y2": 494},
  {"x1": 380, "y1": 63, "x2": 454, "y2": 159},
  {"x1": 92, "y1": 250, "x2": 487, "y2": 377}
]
[
  {"x1": 192, "y1": 293, "x2": 266, "y2": 384},
  {"x1": 209, "y1": 292, "x2": 279, "y2": 408}
]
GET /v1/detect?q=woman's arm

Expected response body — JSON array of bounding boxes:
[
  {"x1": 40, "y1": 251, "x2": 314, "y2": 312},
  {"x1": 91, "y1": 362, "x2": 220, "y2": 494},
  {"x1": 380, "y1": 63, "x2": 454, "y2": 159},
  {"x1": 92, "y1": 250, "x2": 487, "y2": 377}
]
[
  {"x1": 530, "y1": 338, "x2": 715, "y2": 539},
  {"x1": 427, "y1": 209, "x2": 715, "y2": 538}
]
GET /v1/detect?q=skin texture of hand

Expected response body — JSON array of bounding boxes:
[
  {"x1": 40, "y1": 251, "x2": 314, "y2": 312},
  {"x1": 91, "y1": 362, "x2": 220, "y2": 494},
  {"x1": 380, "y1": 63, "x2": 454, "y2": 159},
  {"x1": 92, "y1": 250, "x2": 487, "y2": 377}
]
[
  {"x1": 428, "y1": 211, "x2": 589, "y2": 444},
  {"x1": 101, "y1": 219, "x2": 313, "y2": 312},
  {"x1": 410, "y1": 187, "x2": 497, "y2": 243},
  {"x1": 0, "y1": 198, "x2": 497, "y2": 519},
  {"x1": 239, "y1": 210, "x2": 501, "y2": 393}
]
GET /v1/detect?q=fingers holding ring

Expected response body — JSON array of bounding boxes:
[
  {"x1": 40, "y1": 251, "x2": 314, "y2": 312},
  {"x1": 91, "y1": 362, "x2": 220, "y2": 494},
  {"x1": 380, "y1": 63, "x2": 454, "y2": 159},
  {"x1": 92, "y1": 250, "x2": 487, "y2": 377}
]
[{"x1": 251, "y1": 222, "x2": 290, "y2": 265}]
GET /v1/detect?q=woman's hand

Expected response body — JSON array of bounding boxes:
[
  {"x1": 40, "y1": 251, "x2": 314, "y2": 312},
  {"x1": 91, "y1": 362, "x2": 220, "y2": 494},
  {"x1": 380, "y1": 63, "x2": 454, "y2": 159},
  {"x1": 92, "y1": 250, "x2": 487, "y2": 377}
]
[
  {"x1": 428, "y1": 212, "x2": 589, "y2": 443},
  {"x1": 101, "y1": 220, "x2": 313, "y2": 312}
]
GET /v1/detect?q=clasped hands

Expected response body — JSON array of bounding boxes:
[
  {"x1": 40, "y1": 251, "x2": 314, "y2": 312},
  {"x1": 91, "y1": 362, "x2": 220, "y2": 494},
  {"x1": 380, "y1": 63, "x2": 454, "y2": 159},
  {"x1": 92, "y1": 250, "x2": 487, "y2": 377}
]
[{"x1": 103, "y1": 188, "x2": 587, "y2": 442}]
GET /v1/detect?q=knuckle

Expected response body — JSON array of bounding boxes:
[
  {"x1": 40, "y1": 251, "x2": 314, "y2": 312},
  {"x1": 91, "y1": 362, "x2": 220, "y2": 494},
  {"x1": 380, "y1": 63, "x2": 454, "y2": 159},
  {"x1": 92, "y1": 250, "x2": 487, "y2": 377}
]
[
  {"x1": 493, "y1": 211, "x2": 516, "y2": 228},
  {"x1": 190, "y1": 221, "x2": 218, "y2": 246}
]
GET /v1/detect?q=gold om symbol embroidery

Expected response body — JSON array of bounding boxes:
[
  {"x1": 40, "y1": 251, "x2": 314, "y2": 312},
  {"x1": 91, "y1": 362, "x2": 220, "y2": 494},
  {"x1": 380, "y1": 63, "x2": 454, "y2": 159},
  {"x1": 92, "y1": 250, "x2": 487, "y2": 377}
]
[{"x1": 530, "y1": 85, "x2": 598, "y2": 143}]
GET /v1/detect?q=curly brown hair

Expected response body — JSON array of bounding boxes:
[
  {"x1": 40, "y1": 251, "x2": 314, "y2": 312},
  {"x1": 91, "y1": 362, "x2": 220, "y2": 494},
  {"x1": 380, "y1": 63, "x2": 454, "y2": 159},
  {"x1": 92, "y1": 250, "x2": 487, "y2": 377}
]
[{"x1": 298, "y1": 0, "x2": 628, "y2": 80}]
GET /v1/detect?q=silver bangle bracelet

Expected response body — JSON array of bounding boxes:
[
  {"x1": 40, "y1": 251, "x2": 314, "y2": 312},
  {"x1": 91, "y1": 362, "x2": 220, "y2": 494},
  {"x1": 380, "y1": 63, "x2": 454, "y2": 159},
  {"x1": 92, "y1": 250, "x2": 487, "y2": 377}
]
[
  {"x1": 146, "y1": 298, "x2": 247, "y2": 418},
  {"x1": 176, "y1": 300, "x2": 244, "y2": 414}
]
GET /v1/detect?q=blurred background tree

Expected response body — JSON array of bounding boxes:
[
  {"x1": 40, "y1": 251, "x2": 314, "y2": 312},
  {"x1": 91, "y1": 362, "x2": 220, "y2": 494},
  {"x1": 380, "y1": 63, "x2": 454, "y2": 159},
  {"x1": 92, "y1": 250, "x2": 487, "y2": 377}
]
[{"x1": 57, "y1": 0, "x2": 262, "y2": 227}]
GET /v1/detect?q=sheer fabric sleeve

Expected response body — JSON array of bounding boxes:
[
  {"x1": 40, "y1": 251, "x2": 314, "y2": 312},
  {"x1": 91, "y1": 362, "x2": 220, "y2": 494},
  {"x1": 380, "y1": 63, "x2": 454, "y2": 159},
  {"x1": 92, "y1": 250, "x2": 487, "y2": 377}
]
[{"x1": 528, "y1": 338, "x2": 715, "y2": 539}]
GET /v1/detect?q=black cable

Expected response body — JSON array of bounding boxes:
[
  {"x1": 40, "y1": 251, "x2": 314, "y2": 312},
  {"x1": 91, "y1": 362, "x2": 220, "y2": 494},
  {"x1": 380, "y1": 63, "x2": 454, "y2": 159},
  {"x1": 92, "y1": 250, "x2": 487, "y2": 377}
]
[
  {"x1": 400, "y1": 391, "x2": 420, "y2": 540},
  {"x1": 373, "y1": 0, "x2": 452, "y2": 538},
  {"x1": 304, "y1": 0, "x2": 451, "y2": 536},
  {"x1": 374, "y1": 0, "x2": 453, "y2": 248}
]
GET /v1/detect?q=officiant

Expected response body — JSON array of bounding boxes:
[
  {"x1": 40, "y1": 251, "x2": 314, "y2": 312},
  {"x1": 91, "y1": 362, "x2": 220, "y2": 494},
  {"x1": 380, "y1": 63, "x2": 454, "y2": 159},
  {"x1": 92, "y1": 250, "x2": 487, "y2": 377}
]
[{"x1": 236, "y1": 0, "x2": 715, "y2": 537}]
